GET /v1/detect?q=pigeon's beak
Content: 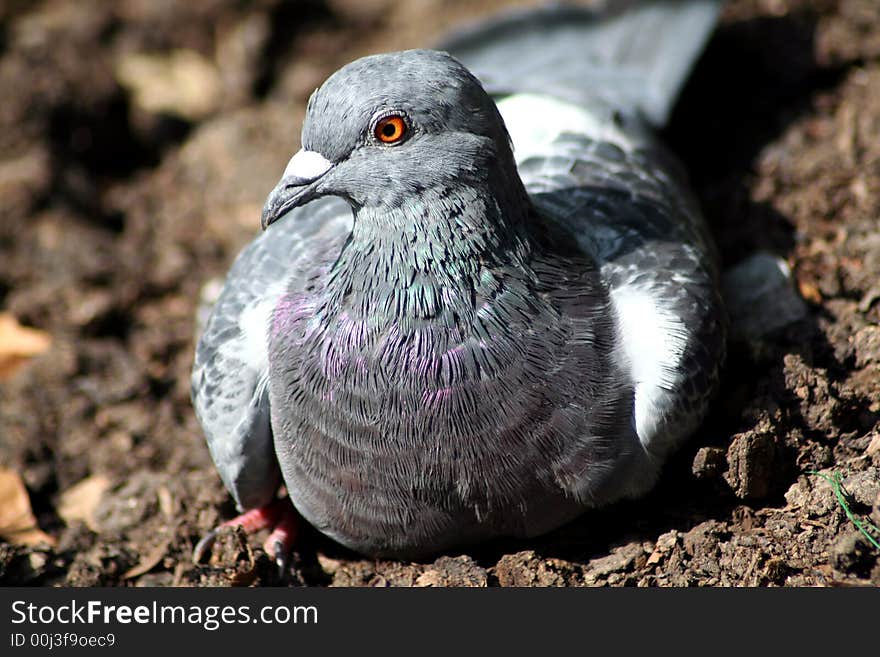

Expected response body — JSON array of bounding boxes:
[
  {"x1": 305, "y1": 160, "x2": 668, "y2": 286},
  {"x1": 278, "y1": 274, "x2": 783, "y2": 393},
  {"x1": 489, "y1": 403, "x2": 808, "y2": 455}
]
[{"x1": 261, "y1": 149, "x2": 334, "y2": 229}]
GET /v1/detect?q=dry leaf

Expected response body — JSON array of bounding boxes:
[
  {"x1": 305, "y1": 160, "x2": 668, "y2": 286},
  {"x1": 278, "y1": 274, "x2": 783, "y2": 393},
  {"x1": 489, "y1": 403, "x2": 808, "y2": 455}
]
[
  {"x1": 0, "y1": 466, "x2": 55, "y2": 547},
  {"x1": 123, "y1": 539, "x2": 171, "y2": 580},
  {"x1": 0, "y1": 313, "x2": 51, "y2": 380},
  {"x1": 867, "y1": 433, "x2": 880, "y2": 456},
  {"x1": 57, "y1": 474, "x2": 111, "y2": 532}
]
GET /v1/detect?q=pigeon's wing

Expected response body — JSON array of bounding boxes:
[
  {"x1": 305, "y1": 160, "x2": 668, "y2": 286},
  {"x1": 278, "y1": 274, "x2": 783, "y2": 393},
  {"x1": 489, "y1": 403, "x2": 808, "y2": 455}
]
[
  {"x1": 510, "y1": 121, "x2": 726, "y2": 465},
  {"x1": 191, "y1": 197, "x2": 351, "y2": 511},
  {"x1": 439, "y1": 0, "x2": 723, "y2": 127},
  {"x1": 443, "y1": 0, "x2": 726, "y2": 466}
]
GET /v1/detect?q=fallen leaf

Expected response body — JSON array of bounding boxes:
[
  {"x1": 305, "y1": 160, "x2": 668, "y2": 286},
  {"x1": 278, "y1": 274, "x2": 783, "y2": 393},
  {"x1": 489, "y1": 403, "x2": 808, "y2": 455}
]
[
  {"x1": 0, "y1": 313, "x2": 51, "y2": 380},
  {"x1": 57, "y1": 474, "x2": 111, "y2": 532},
  {"x1": 123, "y1": 539, "x2": 172, "y2": 580},
  {"x1": 0, "y1": 466, "x2": 55, "y2": 547},
  {"x1": 867, "y1": 433, "x2": 880, "y2": 456}
]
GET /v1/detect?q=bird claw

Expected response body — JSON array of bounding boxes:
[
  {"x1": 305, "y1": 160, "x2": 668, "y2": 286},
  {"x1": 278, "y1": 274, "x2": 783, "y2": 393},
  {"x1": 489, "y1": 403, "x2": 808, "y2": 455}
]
[
  {"x1": 191, "y1": 498, "x2": 300, "y2": 575},
  {"x1": 272, "y1": 539, "x2": 289, "y2": 579},
  {"x1": 192, "y1": 528, "x2": 219, "y2": 564}
]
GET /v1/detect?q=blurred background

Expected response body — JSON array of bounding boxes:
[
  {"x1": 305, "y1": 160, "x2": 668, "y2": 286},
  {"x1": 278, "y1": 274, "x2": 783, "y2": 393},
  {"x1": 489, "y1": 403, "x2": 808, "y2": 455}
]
[{"x1": 1, "y1": 0, "x2": 879, "y2": 586}]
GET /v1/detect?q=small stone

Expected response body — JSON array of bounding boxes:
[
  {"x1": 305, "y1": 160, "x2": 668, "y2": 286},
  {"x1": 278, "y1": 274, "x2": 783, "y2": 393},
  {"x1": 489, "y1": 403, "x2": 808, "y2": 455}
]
[{"x1": 28, "y1": 551, "x2": 48, "y2": 572}]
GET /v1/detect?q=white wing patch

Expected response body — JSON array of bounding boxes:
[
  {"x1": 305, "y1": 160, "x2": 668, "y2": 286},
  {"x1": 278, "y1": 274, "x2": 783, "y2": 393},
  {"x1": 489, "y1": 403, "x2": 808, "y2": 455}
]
[
  {"x1": 497, "y1": 93, "x2": 633, "y2": 164},
  {"x1": 218, "y1": 288, "x2": 283, "y2": 375},
  {"x1": 498, "y1": 92, "x2": 694, "y2": 456},
  {"x1": 610, "y1": 284, "x2": 688, "y2": 450}
]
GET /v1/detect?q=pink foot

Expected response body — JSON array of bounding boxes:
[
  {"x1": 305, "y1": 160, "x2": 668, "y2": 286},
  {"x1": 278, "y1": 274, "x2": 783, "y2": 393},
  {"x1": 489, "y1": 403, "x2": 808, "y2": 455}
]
[{"x1": 193, "y1": 497, "x2": 300, "y2": 575}]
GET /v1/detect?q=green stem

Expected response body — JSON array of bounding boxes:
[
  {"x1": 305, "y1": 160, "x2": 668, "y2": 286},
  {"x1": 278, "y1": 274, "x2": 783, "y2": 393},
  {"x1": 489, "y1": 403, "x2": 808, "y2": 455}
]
[{"x1": 810, "y1": 471, "x2": 880, "y2": 551}]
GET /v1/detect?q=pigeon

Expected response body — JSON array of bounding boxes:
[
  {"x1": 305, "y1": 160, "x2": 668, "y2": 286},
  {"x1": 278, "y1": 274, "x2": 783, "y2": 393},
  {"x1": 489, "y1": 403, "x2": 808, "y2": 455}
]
[{"x1": 191, "y1": 0, "x2": 727, "y2": 563}]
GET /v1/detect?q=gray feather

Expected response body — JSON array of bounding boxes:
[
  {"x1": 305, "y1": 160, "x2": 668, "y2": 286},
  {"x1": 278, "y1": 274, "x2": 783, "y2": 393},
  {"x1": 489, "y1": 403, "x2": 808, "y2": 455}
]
[
  {"x1": 191, "y1": 197, "x2": 350, "y2": 510},
  {"x1": 439, "y1": 0, "x2": 724, "y2": 127}
]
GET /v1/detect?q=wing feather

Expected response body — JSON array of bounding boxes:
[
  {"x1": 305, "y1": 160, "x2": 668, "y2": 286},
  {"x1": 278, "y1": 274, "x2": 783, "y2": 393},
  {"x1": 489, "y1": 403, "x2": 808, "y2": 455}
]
[{"x1": 191, "y1": 197, "x2": 351, "y2": 510}]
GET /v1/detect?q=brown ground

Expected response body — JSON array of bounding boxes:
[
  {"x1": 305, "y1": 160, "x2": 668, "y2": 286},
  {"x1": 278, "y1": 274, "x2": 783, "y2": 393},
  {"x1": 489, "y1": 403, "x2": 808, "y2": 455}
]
[{"x1": 1, "y1": 0, "x2": 879, "y2": 587}]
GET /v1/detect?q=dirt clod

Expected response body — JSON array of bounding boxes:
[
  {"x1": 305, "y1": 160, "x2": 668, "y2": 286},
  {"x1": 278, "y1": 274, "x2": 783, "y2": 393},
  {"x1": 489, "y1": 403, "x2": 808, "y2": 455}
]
[
  {"x1": 830, "y1": 532, "x2": 878, "y2": 578},
  {"x1": 416, "y1": 556, "x2": 488, "y2": 587},
  {"x1": 692, "y1": 446, "x2": 727, "y2": 481},
  {"x1": 724, "y1": 432, "x2": 776, "y2": 500}
]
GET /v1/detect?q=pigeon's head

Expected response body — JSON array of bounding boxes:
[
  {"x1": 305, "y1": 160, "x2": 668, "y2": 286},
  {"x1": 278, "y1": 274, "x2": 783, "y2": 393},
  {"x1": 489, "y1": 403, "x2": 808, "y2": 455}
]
[{"x1": 261, "y1": 49, "x2": 517, "y2": 228}]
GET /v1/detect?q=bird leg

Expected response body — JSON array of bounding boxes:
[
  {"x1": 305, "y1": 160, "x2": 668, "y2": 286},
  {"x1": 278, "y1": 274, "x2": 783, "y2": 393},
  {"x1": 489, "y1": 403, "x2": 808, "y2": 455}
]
[{"x1": 193, "y1": 497, "x2": 300, "y2": 576}]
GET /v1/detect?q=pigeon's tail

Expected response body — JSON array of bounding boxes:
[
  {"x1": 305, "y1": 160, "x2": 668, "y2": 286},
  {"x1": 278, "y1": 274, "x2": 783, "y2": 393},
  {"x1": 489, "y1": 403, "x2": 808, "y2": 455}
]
[{"x1": 439, "y1": 0, "x2": 723, "y2": 128}]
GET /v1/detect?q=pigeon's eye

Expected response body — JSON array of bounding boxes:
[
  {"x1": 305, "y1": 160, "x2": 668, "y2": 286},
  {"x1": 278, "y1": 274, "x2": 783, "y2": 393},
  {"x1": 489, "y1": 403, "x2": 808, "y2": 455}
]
[{"x1": 374, "y1": 115, "x2": 407, "y2": 144}]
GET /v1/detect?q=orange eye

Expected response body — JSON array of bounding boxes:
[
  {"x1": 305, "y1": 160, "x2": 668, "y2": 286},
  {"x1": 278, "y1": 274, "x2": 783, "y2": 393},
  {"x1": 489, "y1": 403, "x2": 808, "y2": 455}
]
[{"x1": 374, "y1": 115, "x2": 407, "y2": 144}]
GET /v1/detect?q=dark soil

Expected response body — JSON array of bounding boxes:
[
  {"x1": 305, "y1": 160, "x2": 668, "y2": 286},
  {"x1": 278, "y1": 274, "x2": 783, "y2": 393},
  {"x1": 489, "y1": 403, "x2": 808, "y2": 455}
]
[{"x1": 1, "y1": 0, "x2": 879, "y2": 587}]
